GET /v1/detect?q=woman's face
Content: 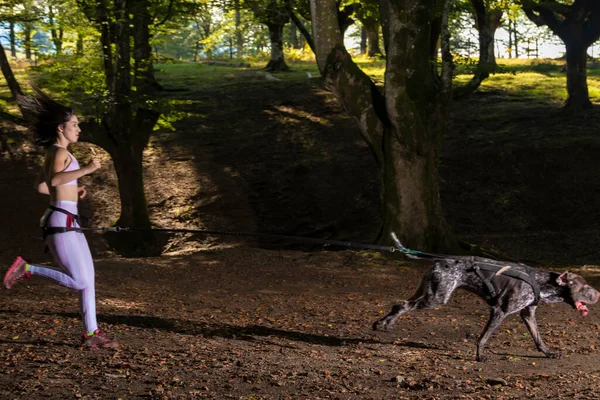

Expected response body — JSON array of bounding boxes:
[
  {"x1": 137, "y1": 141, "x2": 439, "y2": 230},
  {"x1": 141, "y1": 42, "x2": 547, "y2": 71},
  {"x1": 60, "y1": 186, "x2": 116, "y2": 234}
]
[{"x1": 59, "y1": 115, "x2": 81, "y2": 144}]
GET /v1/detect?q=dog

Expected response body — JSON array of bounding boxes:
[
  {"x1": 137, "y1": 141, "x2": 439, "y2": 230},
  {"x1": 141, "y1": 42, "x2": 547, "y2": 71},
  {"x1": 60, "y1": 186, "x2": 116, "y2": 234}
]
[{"x1": 373, "y1": 256, "x2": 600, "y2": 361}]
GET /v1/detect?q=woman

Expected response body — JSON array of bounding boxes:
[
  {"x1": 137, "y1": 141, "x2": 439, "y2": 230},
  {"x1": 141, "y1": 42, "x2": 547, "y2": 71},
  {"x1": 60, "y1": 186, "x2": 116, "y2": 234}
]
[{"x1": 3, "y1": 86, "x2": 119, "y2": 349}]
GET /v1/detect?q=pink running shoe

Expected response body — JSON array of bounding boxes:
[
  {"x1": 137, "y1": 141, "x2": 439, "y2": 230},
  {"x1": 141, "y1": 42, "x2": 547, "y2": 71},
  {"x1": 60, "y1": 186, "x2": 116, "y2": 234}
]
[
  {"x1": 81, "y1": 328, "x2": 120, "y2": 349},
  {"x1": 4, "y1": 256, "x2": 31, "y2": 289}
]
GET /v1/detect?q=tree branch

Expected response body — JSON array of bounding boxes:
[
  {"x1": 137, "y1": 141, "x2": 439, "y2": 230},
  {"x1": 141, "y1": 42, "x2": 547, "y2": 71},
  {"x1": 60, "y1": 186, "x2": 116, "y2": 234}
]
[
  {"x1": 285, "y1": 0, "x2": 315, "y2": 53},
  {"x1": 154, "y1": 0, "x2": 175, "y2": 27},
  {"x1": 522, "y1": 1, "x2": 565, "y2": 37}
]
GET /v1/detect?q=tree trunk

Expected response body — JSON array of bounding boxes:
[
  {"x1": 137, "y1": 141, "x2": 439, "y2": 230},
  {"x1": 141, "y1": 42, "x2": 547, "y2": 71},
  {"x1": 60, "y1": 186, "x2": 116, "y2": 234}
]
[
  {"x1": 113, "y1": 146, "x2": 149, "y2": 228},
  {"x1": 24, "y1": 24, "x2": 32, "y2": 60},
  {"x1": 360, "y1": 27, "x2": 367, "y2": 54},
  {"x1": 235, "y1": 0, "x2": 244, "y2": 58},
  {"x1": 523, "y1": 3, "x2": 600, "y2": 110},
  {"x1": 286, "y1": 1, "x2": 315, "y2": 53},
  {"x1": 9, "y1": 21, "x2": 16, "y2": 58},
  {"x1": 337, "y1": 4, "x2": 358, "y2": 37},
  {"x1": 311, "y1": 0, "x2": 455, "y2": 251},
  {"x1": 0, "y1": 43, "x2": 22, "y2": 98},
  {"x1": 79, "y1": 0, "x2": 160, "y2": 254},
  {"x1": 132, "y1": 0, "x2": 162, "y2": 94},
  {"x1": 564, "y1": 42, "x2": 592, "y2": 109},
  {"x1": 378, "y1": 0, "x2": 454, "y2": 251},
  {"x1": 76, "y1": 33, "x2": 84, "y2": 56},
  {"x1": 454, "y1": 3, "x2": 502, "y2": 98},
  {"x1": 362, "y1": 17, "x2": 382, "y2": 58},
  {"x1": 265, "y1": 22, "x2": 289, "y2": 71},
  {"x1": 514, "y1": 27, "x2": 519, "y2": 58},
  {"x1": 507, "y1": 18, "x2": 513, "y2": 58},
  {"x1": 49, "y1": 6, "x2": 63, "y2": 56},
  {"x1": 290, "y1": 20, "x2": 299, "y2": 49}
]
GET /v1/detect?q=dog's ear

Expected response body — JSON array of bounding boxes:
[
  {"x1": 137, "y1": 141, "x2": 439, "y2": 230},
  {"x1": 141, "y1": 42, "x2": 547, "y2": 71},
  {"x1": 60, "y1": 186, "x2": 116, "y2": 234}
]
[{"x1": 557, "y1": 271, "x2": 571, "y2": 286}]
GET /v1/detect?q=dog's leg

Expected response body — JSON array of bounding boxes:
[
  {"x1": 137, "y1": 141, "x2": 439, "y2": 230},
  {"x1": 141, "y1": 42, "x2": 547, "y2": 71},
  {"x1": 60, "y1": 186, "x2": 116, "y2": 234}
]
[
  {"x1": 476, "y1": 308, "x2": 508, "y2": 362},
  {"x1": 520, "y1": 306, "x2": 561, "y2": 359},
  {"x1": 372, "y1": 298, "x2": 424, "y2": 331},
  {"x1": 372, "y1": 273, "x2": 445, "y2": 332}
]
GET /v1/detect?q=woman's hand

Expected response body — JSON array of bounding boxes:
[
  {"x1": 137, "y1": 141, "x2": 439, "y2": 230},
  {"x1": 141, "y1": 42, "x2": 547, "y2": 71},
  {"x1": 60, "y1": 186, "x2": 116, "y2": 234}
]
[
  {"x1": 84, "y1": 158, "x2": 101, "y2": 175},
  {"x1": 78, "y1": 185, "x2": 87, "y2": 199}
]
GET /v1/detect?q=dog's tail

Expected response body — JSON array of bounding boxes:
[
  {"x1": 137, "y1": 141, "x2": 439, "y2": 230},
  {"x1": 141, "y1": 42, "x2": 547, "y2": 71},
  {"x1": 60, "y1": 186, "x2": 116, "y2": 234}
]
[
  {"x1": 390, "y1": 232, "x2": 454, "y2": 260},
  {"x1": 391, "y1": 232, "x2": 428, "y2": 259}
]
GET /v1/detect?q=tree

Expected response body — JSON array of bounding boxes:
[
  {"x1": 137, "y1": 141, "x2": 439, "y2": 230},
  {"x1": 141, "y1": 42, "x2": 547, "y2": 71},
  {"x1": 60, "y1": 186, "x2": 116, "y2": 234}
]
[
  {"x1": 76, "y1": 0, "x2": 160, "y2": 253},
  {"x1": 245, "y1": 0, "x2": 291, "y2": 70},
  {"x1": 522, "y1": 0, "x2": 600, "y2": 109},
  {"x1": 0, "y1": 41, "x2": 21, "y2": 98},
  {"x1": 352, "y1": 0, "x2": 383, "y2": 58},
  {"x1": 0, "y1": 0, "x2": 40, "y2": 59},
  {"x1": 310, "y1": 0, "x2": 456, "y2": 251},
  {"x1": 285, "y1": 0, "x2": 315, "y2": 52},
  {"x1": 453, "y1": 0, "x2": 504, "y2": 97}
]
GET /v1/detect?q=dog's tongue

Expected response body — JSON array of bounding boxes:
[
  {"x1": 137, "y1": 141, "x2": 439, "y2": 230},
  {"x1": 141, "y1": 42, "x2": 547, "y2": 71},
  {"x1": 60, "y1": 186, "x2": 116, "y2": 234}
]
[{"x1": 575, "y1": 301, "x2": 589, "y2": 317}]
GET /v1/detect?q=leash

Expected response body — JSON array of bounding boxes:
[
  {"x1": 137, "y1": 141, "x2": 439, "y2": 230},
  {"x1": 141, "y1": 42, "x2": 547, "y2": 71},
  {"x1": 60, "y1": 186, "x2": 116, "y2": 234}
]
[
  {"x1": 36, "y1": 222, "x2": 486, "y2": 259},
  {"x1": 40, "y1": 223, "x2": 401, "y2": 253},
  {"x1": 126, "y1": 227, "x2": 400, "y2": 253}
]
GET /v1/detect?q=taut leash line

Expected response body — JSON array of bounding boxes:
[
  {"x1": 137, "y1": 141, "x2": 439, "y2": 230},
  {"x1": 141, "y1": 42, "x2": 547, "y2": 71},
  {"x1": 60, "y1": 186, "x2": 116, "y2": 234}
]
[{"x1": 125, "y1": 227, "x2": 398, "y2": 253}]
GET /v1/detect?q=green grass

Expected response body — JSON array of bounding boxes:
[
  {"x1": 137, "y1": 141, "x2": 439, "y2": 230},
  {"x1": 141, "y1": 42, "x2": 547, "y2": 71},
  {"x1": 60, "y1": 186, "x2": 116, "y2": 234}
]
[
  {"x1": 3, "y1": 56, "x2": 599, "y2": 109},
  {"x1": 157, "y1": 57, "x2": 600, "y2": 104},
  {"x1": 155, "y1": 61, "x2": 321, "y2": 91}
]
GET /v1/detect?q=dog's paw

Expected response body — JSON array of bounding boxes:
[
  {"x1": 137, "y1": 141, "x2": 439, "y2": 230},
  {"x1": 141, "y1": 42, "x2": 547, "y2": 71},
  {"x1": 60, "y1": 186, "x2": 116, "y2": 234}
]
[
  {"x1": 372, "y1": 319, "x2": 390, "y2": 331},
  {"x1": 476, "y1": 355, "x2": 488, "y2": 362},
  {"x1": 545, "y1": 351, "x2": 562, "y2": 359}
]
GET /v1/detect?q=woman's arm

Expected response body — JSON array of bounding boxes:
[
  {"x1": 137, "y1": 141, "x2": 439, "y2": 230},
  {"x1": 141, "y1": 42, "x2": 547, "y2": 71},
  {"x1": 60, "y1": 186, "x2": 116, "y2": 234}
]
[
  {"x1": 36, "y1": 170, "x2": 49, "y2": 195},
  {"x1": 48, "y1": 147, "x2": 101, "y2": 187}
]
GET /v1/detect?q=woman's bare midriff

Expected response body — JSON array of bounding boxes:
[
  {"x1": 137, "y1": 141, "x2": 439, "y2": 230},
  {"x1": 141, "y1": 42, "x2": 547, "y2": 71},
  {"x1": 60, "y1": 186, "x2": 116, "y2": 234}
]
[{"x1": 50, "y1": 185, "x2": 79, "y2": 203}]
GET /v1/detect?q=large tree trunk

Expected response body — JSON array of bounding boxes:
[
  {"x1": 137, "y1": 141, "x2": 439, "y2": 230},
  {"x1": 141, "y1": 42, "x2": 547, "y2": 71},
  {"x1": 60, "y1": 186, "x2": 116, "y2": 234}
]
[
  {"x1": 564, "y1": 42, "x2": 592, "y2": 109},
  {"x1": 110, "y1": 0, "x2": 157, "y2": 251},
  {"x1": 310, "y1": 0, "x2": 455, "y2": 251},
  {"x1": 378, "y1": 0, "x2": 454, "y2": 250},
  {"x1": 265, "y1": 22, "x2": 289, "y2": 71},
  {"x1": 80, "y1": 0, "x2": 160, "y2": 254}
]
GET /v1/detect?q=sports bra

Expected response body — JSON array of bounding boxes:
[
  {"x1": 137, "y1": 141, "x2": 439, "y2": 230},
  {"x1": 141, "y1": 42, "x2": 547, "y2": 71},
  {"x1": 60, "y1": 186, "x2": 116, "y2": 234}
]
[{"x1": 51, "y1": 144, "x2": 79, "y2": 187}]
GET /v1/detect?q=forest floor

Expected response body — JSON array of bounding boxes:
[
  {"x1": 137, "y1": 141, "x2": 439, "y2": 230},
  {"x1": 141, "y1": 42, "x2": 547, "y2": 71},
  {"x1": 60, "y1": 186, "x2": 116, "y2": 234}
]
[{"x1": 2, "y1": 63, "x2": 600, "y2": 399}]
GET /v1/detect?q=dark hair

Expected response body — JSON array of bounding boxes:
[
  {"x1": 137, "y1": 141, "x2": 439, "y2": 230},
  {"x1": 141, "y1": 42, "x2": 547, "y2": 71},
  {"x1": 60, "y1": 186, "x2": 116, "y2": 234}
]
[{"x1": 16, "y1": 85, "x2": 76, "y2": 148}]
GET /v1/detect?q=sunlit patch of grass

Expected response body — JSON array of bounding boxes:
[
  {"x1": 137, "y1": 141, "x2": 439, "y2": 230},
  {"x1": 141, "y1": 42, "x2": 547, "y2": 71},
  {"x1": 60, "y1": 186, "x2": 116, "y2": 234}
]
[
  {"x1": 156, "y1": 63, "x2": 243, "y2": 90},
  {"x1": 587, "y1": 75, "x2": 600, "y2": 103},
  {"x1": 354, "y1": 56, "x2": 385, "y2": 82},
  {"x1": 155, "y1": 58, "x2": 600, "y2": 106},
  {"x1": 455, "y1": 71, "x2": 568, "y2": 103},
  {"x1": 155, "y1": 61, "x2": 321, "y2": 88}
]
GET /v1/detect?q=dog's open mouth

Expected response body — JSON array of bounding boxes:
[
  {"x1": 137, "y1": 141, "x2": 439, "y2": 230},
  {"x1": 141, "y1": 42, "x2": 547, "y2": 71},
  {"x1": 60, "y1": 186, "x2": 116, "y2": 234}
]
[{"x1": 575, "y1": 301, "x2": 589, "y2": 317}]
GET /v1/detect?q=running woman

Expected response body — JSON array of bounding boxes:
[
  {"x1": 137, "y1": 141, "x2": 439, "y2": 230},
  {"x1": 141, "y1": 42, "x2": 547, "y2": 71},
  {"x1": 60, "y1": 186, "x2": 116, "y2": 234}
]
[{"x1": 3, "y1": 86, "x2": 119, "y2": 349}]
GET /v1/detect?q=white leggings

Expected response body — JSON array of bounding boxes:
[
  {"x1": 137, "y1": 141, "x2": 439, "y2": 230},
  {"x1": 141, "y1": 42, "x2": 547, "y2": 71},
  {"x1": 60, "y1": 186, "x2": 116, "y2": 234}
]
[{"x1": 29, "y1": 200, "x2": 98, "y2": 333}]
